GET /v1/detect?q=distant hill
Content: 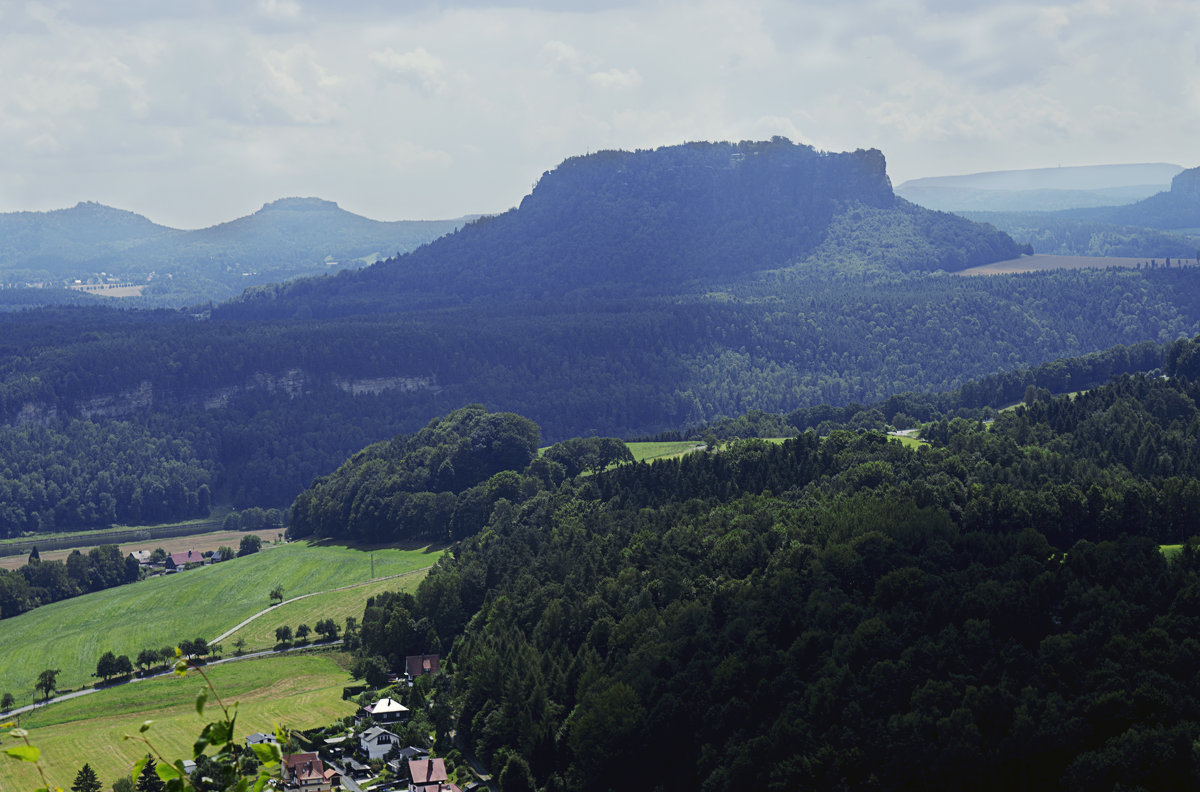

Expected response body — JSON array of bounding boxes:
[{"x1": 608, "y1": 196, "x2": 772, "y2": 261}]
[
  {"x1": 958, "y1": 166, "x2": 1200, "y2": 259},
  {"x1": 220, "y1": 139, "x2": 1022, "y2": 319},
  {"x1": 897, "y1": 163, "x2": 1182, "y2": 212},
  {"x1": 0, "y1": 198, "x2": 471, "y2": 306},
  {"x1": 1058, "y1": 165, "x2": 1200, "y2": 232}
]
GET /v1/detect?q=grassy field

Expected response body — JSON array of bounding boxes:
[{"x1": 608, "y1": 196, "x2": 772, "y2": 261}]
[
  {"x1": 626, "y1": 441, "x2": 706, "y2": 462},
  {"x1": 0, "y1": 652, "x2": 356, "y2": 791},
  {"x1": 224, "y1": 574, "x2": 424, "y2": 653},
  {"x1": 888, "y1": 434, "x2": 927, "y2": 450},
  {"x1": 956, "y1": 254, "x2": 1150, "y2": 276},
  {"x1": 0, "y1": 528, "x2": 271, "y2": 571},
  {"x1": 0, "y1": 543, "x2": 440, "y2": 703}
]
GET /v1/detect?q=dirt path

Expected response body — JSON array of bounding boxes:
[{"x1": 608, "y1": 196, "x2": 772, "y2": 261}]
[
  {"x1": 210, "y1": 567, "x2": 432, "y2": 644},
  {"x1": 0, "y1": 569, "x2": 430, "y2": 721}
]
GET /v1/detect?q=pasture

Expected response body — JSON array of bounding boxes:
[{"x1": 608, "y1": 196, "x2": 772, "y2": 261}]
[
  {"x1": 0, "y1": 652, "x2": 355, "y2": 791},
  {"x1": 956, "y1": 254, "x2": 1152, "y2": 276},
  {"x1": 0, "y1": 543, "x2": 440, "y2": 702},
  {"x1": 626, "y1": 441, "x2": 706, "y2": 462},
  {"x1": 0, "y1": 528, "x2": 269, "y2": 571},
  {"x1": 223, "y1": 574, "x2": 424, "y2": 653}
]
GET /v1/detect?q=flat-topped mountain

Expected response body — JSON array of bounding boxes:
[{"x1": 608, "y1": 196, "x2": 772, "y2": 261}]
[
  {"x1": 220, "y1": 139, "x2": 1021, "y2": 319},
  {"x1": 1058, "y1": 164, "x2": 1200, "y2": 231}
]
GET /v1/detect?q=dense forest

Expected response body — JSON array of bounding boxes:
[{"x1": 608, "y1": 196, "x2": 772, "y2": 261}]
[
  {"x1": 0, "y1": 140, "x2": 1198, "y2": 538},
  {"x1": 334, "y1": 360, "x2": 1200, "y2": 791},
  {"x1": 216, "y1": 139, "x2": 1020, "y2": 319},
  {"x1": 2, "y1": 270, "x2": 1199, "y2": 538},
  {"x1": 960, "y1": 165, "x2": 1200, "y2": 258}
]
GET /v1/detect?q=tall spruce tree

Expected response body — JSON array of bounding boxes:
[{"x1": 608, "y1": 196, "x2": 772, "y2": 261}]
[
  {"x1": 71, "y1": 763, "x2": 102, "y2": 792},
  {"x1": 135, "y1": 756, "x2": 166, "y2": 792}
]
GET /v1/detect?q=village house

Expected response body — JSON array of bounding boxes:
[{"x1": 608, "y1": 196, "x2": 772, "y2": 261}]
[
  {"x1": 408, "y1": 758, "x2": 449, "y2": 789},
  {"x1": 386, "y1": 745, "x2": 430, "y2": 776},
  {"x1": 283, "y1": 753, "x2": 331, "y2": 792},
  {"x1": 357, "y1": 696, "x2": 410, "y2": 725},
  {"x1": 405, "y1": 654, "x2": 440, "y2": 680},
  {"x1": 359, "y1": 725, "x2": 401, "y2": 761},
  {"x1": 164, "y1": 549, "x2": 203, "y2": 572}
]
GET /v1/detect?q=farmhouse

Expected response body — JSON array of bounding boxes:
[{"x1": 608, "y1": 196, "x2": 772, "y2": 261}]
[{"x1": 165, "y1": 549, "x2": 203, "y2": 571}]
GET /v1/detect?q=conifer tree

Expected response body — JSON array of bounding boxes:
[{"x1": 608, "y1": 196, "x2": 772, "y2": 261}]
[
  {"x1": 71, "y1": 763, "x2": 102, "y2": 792},
  {"x1": 135, "y1": 756, "x2": 166, "y2": 792}
]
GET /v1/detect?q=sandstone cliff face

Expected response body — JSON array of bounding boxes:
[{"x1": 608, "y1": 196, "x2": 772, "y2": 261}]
[
  {"x1": 1170, "y1": 166, "x2": 1200, "y2": 195},
  {"x1": 10, "y1": 370, "x2": 439, "y2": 425}
]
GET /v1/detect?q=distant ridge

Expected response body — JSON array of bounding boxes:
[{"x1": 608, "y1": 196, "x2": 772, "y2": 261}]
[
  {"x1": 218, "y1": 138, "x2": 1021, "y2": 320},
  {"x1": 897, "y1": 163, "x2": 1183, "y2": 212},
  {"x1": 0, "y1": 198, "x2": 471, "y2": 305},
  {"x1": 1058, "y1": 164, "x2": 1200, "y2": 231}
]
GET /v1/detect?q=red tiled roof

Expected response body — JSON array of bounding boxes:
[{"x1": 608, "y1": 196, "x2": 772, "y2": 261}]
[
  {"x1": 408, "y1": 758, "x2": 448, "y2": 784},
  {"x1": 167, "y1": 550, "x2": 200, "y2": 567},
  {"x1": 405, "y1": 654, "x2": 440, "y2": 677},
  {"x1": 284, "y1": 752, "x2": 325, "y2": 782}
]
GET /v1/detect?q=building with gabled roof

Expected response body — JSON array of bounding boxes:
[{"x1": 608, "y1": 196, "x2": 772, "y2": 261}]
[
  {"x1": 283, "y1": 752, "x2": 330, "y2": 792},
  {"x1": 405, "y1": 654, "x2": 440, "y2": 679},
  {"x1": 359, "y1": 696, "x2": 410, "y2": 724},
  {"x1": 408, "y1": 757, "x2": 449, "y2": 787},
  {"x1": 360, "y1": 725, "x2": 401, "y2": 761}
]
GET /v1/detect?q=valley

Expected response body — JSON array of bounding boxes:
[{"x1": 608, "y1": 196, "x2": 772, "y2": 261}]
[{"x1": 3, "y1": 139, "x2": 1200, "y2": 792}]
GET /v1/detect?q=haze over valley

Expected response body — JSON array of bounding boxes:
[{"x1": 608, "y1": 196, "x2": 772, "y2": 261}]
[{"x1": 5, "y1": 2, "x2": 1200, "y2": 791}]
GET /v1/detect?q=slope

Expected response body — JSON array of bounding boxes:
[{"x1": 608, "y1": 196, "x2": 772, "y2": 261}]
[{"x1": 217, "y1": 139, "x2": 1021, "y2": 319}]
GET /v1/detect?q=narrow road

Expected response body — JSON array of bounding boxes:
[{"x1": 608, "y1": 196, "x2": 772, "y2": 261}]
[
  {"x1": 210, "y1": 567, "x2": 431, "y2": 644},
  {"x1": 2, "y1": 568, "x2": 429, "y2": 721}
]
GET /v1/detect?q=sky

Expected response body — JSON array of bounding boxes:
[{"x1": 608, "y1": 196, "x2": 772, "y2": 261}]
[{"x1": 1, "y1": 0, "x2": 1197, "y2": 229}]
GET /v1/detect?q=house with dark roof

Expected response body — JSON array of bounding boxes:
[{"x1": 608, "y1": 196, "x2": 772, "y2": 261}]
[
  {"x1": 283, "y1": 752, "x2": 331, "y2": 792},
  {"x1": 165, "y1": 549, "x2": 203, "y2": 571},
  {"x1": 405, "y1": 654, "x2": 440, "y2": 679},
  {"x1": 386, "y1": 746, "x2": 430, "y2": 776},
  {"x1": 357, "y1": 696, "x2": 410, "y2": 724},
  {"x1": 360, "y1": 725, "x2": 401, "y2": 761}
]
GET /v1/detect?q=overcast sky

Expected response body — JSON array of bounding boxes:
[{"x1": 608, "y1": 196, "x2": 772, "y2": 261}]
[{"x1": 1, "y1": 0, "x2": 1196, "y2": 228}]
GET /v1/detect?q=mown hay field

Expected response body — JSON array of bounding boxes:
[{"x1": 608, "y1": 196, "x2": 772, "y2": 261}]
[
  {"x1": 1, "y1": 652, "x2": 355, "y2": 791},
  {"x1": 0, "y1": 543, "x2": 440, "y2": 701}
]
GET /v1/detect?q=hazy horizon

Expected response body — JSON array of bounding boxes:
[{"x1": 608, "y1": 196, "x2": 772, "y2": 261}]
[{"x1": 3, "y1": 0, "x2": 1197, "y2": 228}]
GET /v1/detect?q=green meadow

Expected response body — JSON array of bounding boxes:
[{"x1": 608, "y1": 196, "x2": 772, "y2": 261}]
[
  {"x1": 225, "y1": 574, "x2": 424, "y2": 653},
  {"x1": 1, "y1": 652, "x2": 356, "y2": 792},
  {"x1": 0, "y1": 543, "x2": 440, "y2": 703},
  {"x1": 626, "y1": 441, "x2": 706, "y2": 462}
]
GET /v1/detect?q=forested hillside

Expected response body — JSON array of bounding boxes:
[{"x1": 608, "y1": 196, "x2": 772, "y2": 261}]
[
  {"x1": 0, "y1": 198, "x2": 467, "y2": 306},
  {"x1": 961, "y1": 165, "x2": 1200, "y2": 258},
  {"x1": 338, "y1": 363, "x2": 1200, "y2": 791},
  {"x1": 0, "y1": 140, "x2": 1197, "y2": 536},
  {"x1": 217, "y1": 139, "x2": 1020, "y2": 319}
]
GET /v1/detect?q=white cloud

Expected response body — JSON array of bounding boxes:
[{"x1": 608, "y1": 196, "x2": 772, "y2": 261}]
[
  {"x1": 587, "y1": 67, "x2": 641, "y2": 89},
  {"x1": 259, "y1": 0, "x2": 301, "y2": 20},
  {"x1": 0, "y1": 0, "x2": 1197, "y2": 225},
  {"x1": 370, "y1": 47, "x2": 447, "y2": 93}
]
